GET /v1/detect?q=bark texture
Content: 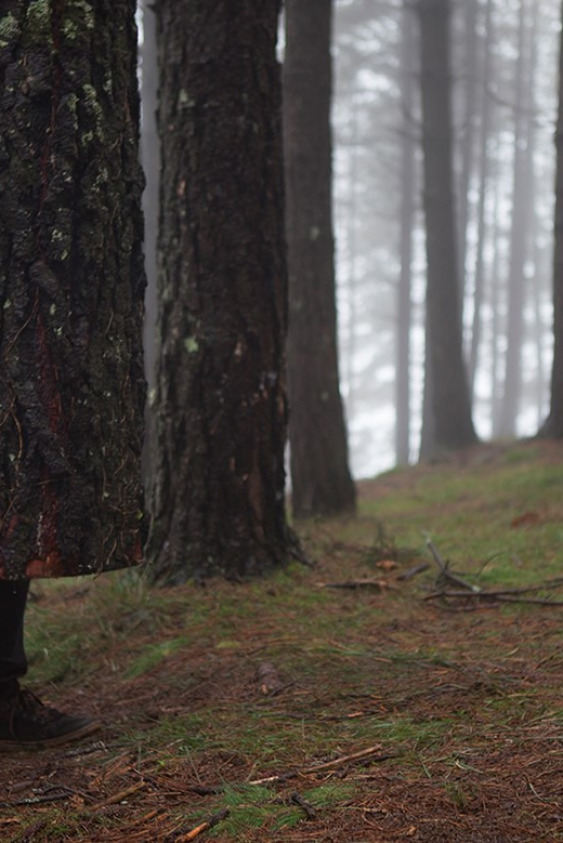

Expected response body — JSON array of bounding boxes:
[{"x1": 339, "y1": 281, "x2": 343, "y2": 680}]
[
  {"x1": 418, "y1": 0, "x2": 477, "y2": 459},
  {"x1": 0, "y1": 0, "x2": 146, "y2": 579},
  {"x1": 148, "y1": 0, "x2": 296, "y2": 582},
  {"x1": 284, "y1": 0, "x2": 356, "y2": 518}
]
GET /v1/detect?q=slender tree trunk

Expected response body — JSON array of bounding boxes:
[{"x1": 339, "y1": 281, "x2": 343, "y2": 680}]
[
  {"x1": 395, "y1": 2, "x2": 417, "y2": 466},
  {"x1": 541, "y1": 0, "x2": 563, "y2": 437},
  {"x1": 0, "y1": 0, "x2": 145, "y2": 580},
  {"x1": 498, "y1": 0, "x2": 537, "y2": 437},
  {"x1": 417, "y1": 0, "x2": 477, "y2": 458},
  {"x1": 140, "y1": 0, "x2": 160, "y2": 486},
  {"x1": 283, "y1": 0, "x2": 356, "y2": 517},
  {"x1": 457, "y1": 0, "x2": 479, "y2": 318},
  {"x1": 469, "y1": 0, "x2": 494, "y2": 398},
  {"x1": 148, "y1": 1, "x2": 298, "y2": 582}
]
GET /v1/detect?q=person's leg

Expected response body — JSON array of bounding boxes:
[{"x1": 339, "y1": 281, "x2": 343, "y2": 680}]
[
  {"x1": 0, "y1": 579, "x2": 101, "y2": 750},
  {"x1": 0, "y1": 580, "x2": 29, "y2": 699}
]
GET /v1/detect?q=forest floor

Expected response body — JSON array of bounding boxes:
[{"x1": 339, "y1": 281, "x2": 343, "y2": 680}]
[{"x1": 2, "y1": 438, "x2": 563, "y2": 841}]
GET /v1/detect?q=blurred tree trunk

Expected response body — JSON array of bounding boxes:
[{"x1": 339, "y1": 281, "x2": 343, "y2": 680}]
[
  {"x1": 457, "y1": 0, "x2": 479, "y2": 318},
  {"x1": 541, "y1": 0, "x2": 563, "y2": 438},
  {"x1": 498, "y1": 0, "x2": 537, "y2": 437},
  {"x1": 283, "y1": 0, "x2": 356, "y2": 517},
  {"x1": 0, "y1": 0, "x2": 146, "y2": 579},
  {"x1": 148, "y1": 0, "x2": 300, "y2": 582},
  {"x1": 417, "y1": 0, "x2": 477, "y2": 459},
  {"x1": 469, "y1": 0, "x2": 494, "y2": 398},
  {"x1": 140, "y1": 0, "x2": 160, "y2": 486},
  {"x1": 395, "y1": 1, "x2": 417, "y2": 466}
]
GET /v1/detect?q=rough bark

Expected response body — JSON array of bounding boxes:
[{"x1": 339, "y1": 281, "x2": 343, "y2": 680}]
[
  {"x1": 417, "y1": 0, "x2": 477, "y2": 459},
  {"x1": 148, "y1": 0, "x2": 297, "y2": 582},
  {"x1": 0, "y1": 0, "x2": 145, "y2": 580},
  {"x1": 283, "y1": 0, "x2": 356, "y2": 518},
  {"x1": 541, "y1": 1, "x2": 563, "y2": 438}
]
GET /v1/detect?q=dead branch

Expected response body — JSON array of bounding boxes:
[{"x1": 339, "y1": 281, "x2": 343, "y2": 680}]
[
  {"x1": 397, "y1": 562, "x2": 430, "y2": 581},
  {"x1": 318, "y1": 579, "x2": 391, "y2": 591},
  {"x1": 289, "y1": 791, "x2": 317, "y2": 820},
  {"x1": 427, "y1": 540, "x2": 480, "y2": 592},
  {"x1": 248, "y1": 745, "x2": 396, "y2": 786},
  {"x1": 174, "y1": 809, "x2": 230, "y2": 842}
]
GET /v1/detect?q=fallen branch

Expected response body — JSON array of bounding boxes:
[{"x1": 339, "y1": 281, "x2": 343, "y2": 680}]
[
  {"x1": 425, "y1": 589, "x2": 563, "y2": 606},
  {"x1": 289, "y1": 791, "x2": 317, "y2": 820},
  {"x1": 319, "y1": 579, "x2": 391, "y2": 591},
  {"x1": 249, "y1": 745, "x2": 396, "y2": 786},
  {"x1": 88, "y1": 780, "x2": 147, "y2": 810},
  {"x1": 427, "y1": 540, "x2": 480, "y2": 592},
  {"x1": 397, "y1": 562, "x2": 430, "y2": 581}
]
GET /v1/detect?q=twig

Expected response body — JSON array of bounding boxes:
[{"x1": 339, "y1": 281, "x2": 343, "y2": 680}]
[
  {"x1": 289, "y1": 791, "x2": 317, "y2": 820},
  {"x1": 427, "y1": 540, "x2": 480, "y2": 592},
  {"x1": 319, "y1": 579, "x2": 390, "y2": 591},
  {"x1": 424, "y1": 589, "x2": 563, "y2": 606},
  {"x1": 174, "y1": 809, "x2": 230, "y2": 842},
  {"x1": 249, "y1": 745, "x2": 395, "y2": 785},
  {"x1": 89, "y1": 780, "x2": 147, "y2": 810},
  {"x1": 397, "y1": 562, "x2": 430, "y2": 581}
]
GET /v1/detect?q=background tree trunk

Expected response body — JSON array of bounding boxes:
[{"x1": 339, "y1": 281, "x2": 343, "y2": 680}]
[
  {"x1": 498, "y1": 0, "x2": 537, "y2": 437},
  {"x1": 283, "y1": 0, "x2": 356, "y2": 518},
  {"x1": 418, "y1": 0, "x2": 477, "y2": 459},
  {"x1": 148, "y1": 0, "x2": 297, "y2": 582},
  {"x1": 541, "y1": 0, "x2": 563, "y2": 437},
  {"x1": 140, "y1": 0, "x2": 160, "y2": 486},
  {"x1": 0, "y1": 0, "x2": 146, "y2": 579},
  {"x1": 395, "y1": 1, "x2": 417, "y2": 467}
]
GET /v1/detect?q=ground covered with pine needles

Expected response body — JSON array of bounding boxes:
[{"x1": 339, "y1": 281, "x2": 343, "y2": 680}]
[{"x1": 2, "y1": 439, "x2": 563, "y2": 841}]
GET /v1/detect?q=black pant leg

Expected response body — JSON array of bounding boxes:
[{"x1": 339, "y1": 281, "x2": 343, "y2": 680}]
[{"x1": 0, "y1": 580, "x2": 29, "y2": 698}]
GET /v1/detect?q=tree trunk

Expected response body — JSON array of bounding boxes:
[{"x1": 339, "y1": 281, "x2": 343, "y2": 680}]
[
  {"x1": 395, "y1": 1, "x2": 417, "y2": 467},
  {"x1": 417, "y1": 0, "x2": 477, "y2": 458},
  {"x1": 541, "y1": 0, "x2": 563, "y2": 438},
  {"x1": 469, "y1": 0, "x2": 494, "y2": 398},
  {"x1": 283, "y1": 0, "x2": 356, "y2": 518},
  {"x1": 0, "y1": 0, "x2": 146, "y2": 580},
  {"x1": 498, "y1": 0, "x2": 537, "y2": 437},
  {"x1": 140, "y1": 0, "x2": 160, "y2": 487},
  {"x1": 148, "y1": 0, "x2": 298, "y2": 582}
]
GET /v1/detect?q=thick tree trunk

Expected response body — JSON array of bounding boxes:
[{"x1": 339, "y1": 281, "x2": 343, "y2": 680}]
[
  {"x1": 0, "y1": 1, "x2": 146, "y2": 580},
  {"x1": 283, "y1": 0, "x2": 356, "y2": 518},
  {"x1": 541, "y1": 2, "x2": 563, "y2": 438},
  {"x1": 148, "y1": 0, "x2": 297, "y2": 582},
  {"x1": 418, "y1": 0, "x2": 477, "y2": 459}
]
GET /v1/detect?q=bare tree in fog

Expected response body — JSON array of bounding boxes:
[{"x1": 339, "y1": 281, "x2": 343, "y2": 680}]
[
  {"x1": 284, "y1": 0, "x2": 357, "y2": 518},
  {"x1": 541, "y1": 0, "x2": 563, "y2": 438},
  {"x1": 417, "y1": 0, "x2": 477, "y2": 458}
]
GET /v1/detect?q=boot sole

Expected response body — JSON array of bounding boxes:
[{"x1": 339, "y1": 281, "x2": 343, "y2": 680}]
[{"x1": 0, "y1": 718, "x2": 102, "y2": 752}]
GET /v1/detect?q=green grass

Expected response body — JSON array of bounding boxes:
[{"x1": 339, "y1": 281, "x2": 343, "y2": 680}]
[{"x1": 10, "y1": 439, "x2": 563, "y2": 841}]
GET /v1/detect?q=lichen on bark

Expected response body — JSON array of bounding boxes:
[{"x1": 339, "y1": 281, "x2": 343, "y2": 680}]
[{"x1": 0, "y1": 0, "x2": 146, "y2": 579}]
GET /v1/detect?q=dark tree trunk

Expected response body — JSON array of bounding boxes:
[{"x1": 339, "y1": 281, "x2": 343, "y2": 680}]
[
  {"x1": 283, "y1": 0, "x2": 356, "y2": 518},
  {"x1": 0, "y1": 0, "x2": 146, "y2": 580},
  {"x1": 541, "y1": 1, "x2": 563, "y2": 438},
  {"x1": 418, "y1": 0, "x2": 477, "y2": 459},
  {"x1": 148, "y1": 0, "x2": 297, "y2": 582}
]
